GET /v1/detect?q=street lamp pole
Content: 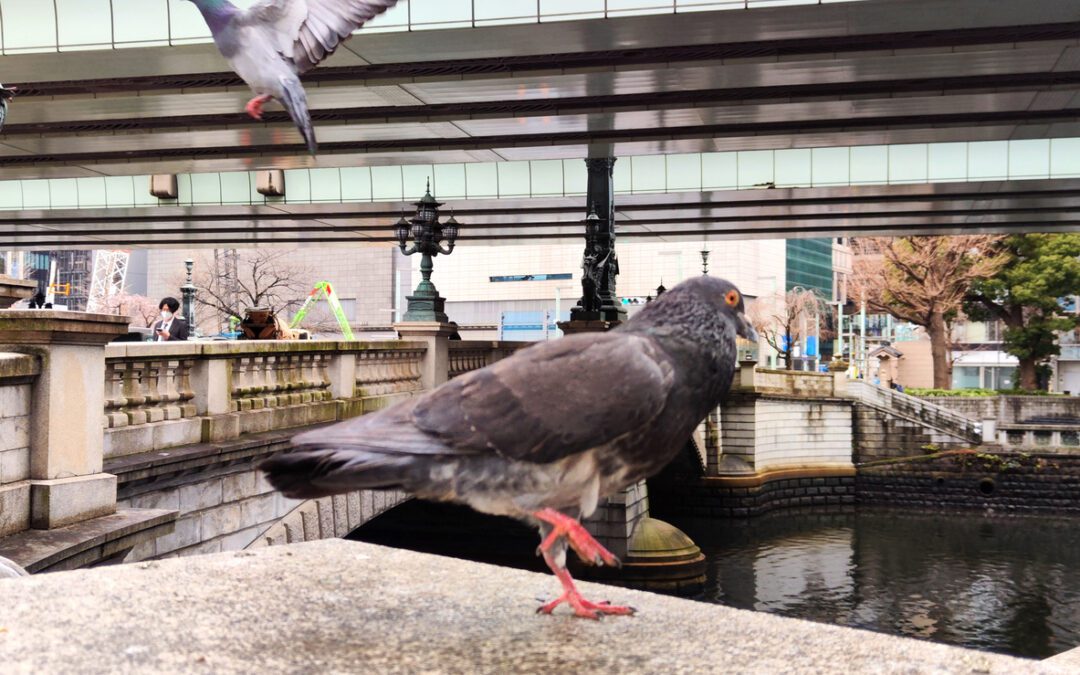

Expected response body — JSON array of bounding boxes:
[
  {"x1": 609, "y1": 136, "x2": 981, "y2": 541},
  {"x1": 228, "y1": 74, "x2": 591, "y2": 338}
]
[
  {"x1": 181, "y1": 258, "x2": 197, "y2": 332},
  {"x1": 395, "y1": 181, "x2": 460, "y2": 323}
]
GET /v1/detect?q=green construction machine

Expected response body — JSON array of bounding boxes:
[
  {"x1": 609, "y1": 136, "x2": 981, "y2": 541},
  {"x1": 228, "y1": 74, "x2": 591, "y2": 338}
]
[{"x1": 289, "y1": 281, "x2": 355, "y2": 340}]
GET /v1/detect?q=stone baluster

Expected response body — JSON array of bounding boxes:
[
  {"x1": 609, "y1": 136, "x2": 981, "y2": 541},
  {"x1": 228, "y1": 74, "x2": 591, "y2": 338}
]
[
  {"x1": 123, "y1": 361, "x2": 149, "y2": 426},
  {"x1": 160, "y1": 359, "x2": 182, "y2": 421},
  {"x1": 177, "y1": 358, "x2": 196, "y2": 418},
  {"x1": 103, "y1": 361, "x2": 129, "y2": 429},
  {"x1": 231, "y1": 357, "x2": 247, "y2": 412}
]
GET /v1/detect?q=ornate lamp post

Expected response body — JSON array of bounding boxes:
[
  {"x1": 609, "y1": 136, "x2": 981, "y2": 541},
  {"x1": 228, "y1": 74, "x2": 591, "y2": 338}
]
[
  {"x1": 181, "y1": 258, "x2": 197, "y2": 330},
  {"x1": 395, "y1": 181, "x2": 460, "y2": 323},
  {"x1": 700, "y1": 248, "x2": 710, "y2": 275}
]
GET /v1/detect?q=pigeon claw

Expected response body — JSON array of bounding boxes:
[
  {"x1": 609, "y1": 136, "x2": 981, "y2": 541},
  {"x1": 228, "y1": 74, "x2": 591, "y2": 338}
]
[
  {"x1": 245, "y1": 94, "x2": 272, "y2": 121},
  {"x1": 537, "y1": 591, "x2": 636, "y2": 620},
  {"x1": 533, "y1": 508, "x2": 620, "y2": 568}
]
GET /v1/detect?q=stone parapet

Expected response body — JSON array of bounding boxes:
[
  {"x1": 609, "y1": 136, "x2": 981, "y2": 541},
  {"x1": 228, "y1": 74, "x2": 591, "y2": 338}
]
[{"x1": 1, "y1": 540, "x2": 1056, "y2": 673}]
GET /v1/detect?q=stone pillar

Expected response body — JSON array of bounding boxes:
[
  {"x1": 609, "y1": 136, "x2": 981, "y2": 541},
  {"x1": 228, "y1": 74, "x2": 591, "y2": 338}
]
[
  {"x1": 394, "y1": 322, "x2": 456, "y2": 390},
  {"x1": 0, "y1": 311, "x2": 129, "y2": 529},
  {"x1": 190, "y1": 358, "x2": 231, "y2": 417},
  {"x1": 326, "y1": 352, "x2": 358, "y2": 400}
]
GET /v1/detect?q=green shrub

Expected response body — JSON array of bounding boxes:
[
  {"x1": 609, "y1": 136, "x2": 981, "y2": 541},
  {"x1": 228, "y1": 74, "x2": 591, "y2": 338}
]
[{"x1": 907, "y1": 388, "x2": 1064, "y2": 397}]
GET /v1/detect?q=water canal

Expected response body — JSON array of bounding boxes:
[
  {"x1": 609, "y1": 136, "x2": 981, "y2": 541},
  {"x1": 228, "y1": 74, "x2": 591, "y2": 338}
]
[{"x1": 353, "y1": 502, "x2": 1080, "y2": 659}]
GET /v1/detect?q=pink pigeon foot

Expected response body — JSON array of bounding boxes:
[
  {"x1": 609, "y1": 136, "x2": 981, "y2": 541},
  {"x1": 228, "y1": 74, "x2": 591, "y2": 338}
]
[
  {"x1": 245, "y1": 94, "x2": 272, "y2": 120},
  {"x1": 533, "y1": 508, "x2": 619, "y2": 567},
  {"x1": 536, "y1": 551, "x2": 636, "y2": 620}
]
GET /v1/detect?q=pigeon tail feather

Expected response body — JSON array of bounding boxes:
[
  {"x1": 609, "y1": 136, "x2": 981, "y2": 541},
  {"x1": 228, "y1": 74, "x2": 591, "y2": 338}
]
[
  {"x1": 278, "y1": 78, "x2": 317, "y2": 154},
  {"x1": 260, "y1": 448, "x2": 412, "y2": 499}
]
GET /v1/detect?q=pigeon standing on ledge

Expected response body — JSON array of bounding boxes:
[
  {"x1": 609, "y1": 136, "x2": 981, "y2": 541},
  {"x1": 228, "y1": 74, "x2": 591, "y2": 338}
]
[
  {"x1": 262, "y1": 276, "x2": 756, "y2": 618},
  {"x1": 0, "y1": 85, "x2": 16, "y2": 131},
  {"x1": 188, "y1": 0, "x2": 399, "y2": 154}
]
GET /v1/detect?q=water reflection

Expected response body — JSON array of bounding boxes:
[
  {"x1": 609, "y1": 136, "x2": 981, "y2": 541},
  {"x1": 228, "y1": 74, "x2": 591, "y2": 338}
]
[{"x1": 674, "y1": 508, "x2": 1080, "y2": 659}]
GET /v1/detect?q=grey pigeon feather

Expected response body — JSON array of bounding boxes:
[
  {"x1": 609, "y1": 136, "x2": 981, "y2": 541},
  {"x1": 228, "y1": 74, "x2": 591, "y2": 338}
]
[
  {"x1": 188, "y1": 0, "x2": 399, "y2": 153},
  {"x1": 262, "y1": 275, "x2": 757, "y2": 618}
]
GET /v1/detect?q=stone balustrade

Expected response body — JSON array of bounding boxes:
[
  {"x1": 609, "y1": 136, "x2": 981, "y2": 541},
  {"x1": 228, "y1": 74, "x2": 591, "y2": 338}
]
[
  {"x1": 0, "y1": 353, "x2": 38, "y2": 537},
  {"x1": 448, "y1": 341, "x2": 527, "y2": 378},
  {"x1": 848, "y1": 380, "x2": 982, "y2": 443},
  {"x1": 999, "y1": 425, "x2": 1080, "y2": 450},
  {"x1": 103, "y1": 341, "x2": 430, "y2": 459}
]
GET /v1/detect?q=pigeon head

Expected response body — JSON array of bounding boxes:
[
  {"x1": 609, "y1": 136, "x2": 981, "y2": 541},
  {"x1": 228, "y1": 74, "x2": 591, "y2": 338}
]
[
  {"x1": 625, "y1": 275, "x2": 758, "y2": 345},
  {"x1": 0, "y1": 85, "x2": 15, "y2": 102},
  {"x1": 187, "y1": 0, "x2": 237, "y2": 32}
]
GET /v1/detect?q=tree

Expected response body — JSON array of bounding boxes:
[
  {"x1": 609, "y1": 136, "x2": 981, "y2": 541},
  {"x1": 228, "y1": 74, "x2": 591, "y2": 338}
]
[
  {"x1": 964, "y1": 234, "x2": 1080, "y2": 391},
  {"x1": 748, "y1": 287, "x2": 831, "y2": 369},
  {"x1": 192, "y1": 249, "x2": 315, "y2": 334},
  {"x1": 851, "y1": 236, "x2": 1007, "y2": 389},
  {"x1": 103, "y1": 292, "x2": 160, "y2": 327}
]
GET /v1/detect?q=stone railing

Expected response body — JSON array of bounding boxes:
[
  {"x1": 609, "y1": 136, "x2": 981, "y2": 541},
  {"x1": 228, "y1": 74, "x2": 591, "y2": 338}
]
[
  {"x1": 999, "y1": 425, "x2": 1080, "y2": 450},
  {"x1": 103, "y1": 341, "x2": 429, "y2": 459},
  {"x1": 732, "y1": 363, "x2": 847, "y2": 399},
  {"x1": 848, "y1": 380, "x2": 982, "y2": 443},
  {"x1": 448, "y1": 341, "x2": 528, "y2": 378}
]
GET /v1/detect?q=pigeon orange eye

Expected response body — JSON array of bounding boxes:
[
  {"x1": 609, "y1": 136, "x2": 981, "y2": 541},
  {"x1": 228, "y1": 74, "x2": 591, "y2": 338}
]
[{"x1": 725, "y1": 290, "x2": 740, "y2": 306}]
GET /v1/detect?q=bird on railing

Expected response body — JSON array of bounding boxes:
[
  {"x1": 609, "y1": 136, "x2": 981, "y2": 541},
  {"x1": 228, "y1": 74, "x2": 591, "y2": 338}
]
[
  {"x1": 187, "y1": 0, "x2": 399, "y2": 154},
  {"x1": 0, "y1": 85, "x2": 16, "y2": 131},
  {"x1": 262, "y1": 276, "x2": 756, "y2": 619}
]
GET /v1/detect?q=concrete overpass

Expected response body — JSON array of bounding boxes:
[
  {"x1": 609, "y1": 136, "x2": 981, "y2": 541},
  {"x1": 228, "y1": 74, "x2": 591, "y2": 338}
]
[{"x1": 0, "y1": 0, "x2": 1075, "y2": 249}]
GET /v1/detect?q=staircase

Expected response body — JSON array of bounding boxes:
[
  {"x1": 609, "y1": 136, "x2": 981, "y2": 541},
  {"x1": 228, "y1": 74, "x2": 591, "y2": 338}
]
[{"x1": 847, "y1": 380, "x2": 982, "y2": 445}]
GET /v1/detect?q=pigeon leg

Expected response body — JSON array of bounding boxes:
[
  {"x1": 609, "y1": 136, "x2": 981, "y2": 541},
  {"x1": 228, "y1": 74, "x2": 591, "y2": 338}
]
[
  {"x1": 536, "y1": 550, "x2": 636, "y2": 620},
  {"x1": 533, "y1": 508, "x2": 619, "y2": 567},
  {"x1": 245, "y1": 94, "x2": 273, "y2": 120}
]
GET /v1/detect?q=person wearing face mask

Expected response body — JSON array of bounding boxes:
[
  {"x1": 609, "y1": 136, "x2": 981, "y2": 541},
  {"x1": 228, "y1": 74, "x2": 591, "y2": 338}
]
[{"x1": 152, "y1": 297, "x2": 190, "y2": 342}]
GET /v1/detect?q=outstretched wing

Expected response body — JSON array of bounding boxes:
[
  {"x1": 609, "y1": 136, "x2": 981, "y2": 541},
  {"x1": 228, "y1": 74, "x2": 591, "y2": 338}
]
[
  {"x1": 245, "y1": 0, "x2": 399, "y2": 73},
  {"x1": 292, "y1": 333, "x2": 675, "y2": 465}
]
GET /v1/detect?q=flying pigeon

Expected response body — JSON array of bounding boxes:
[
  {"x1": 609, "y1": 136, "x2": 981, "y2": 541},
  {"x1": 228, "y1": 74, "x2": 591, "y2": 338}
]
[
  {"x1": 188, "y1": 0, "x2": 400, "y2": 154},
  {"x1": 262, "y1": 276, "x2": 756, "y2": 618},
  {"x1": 0, "y1": 85, "x2": 16, "y2": 131}
]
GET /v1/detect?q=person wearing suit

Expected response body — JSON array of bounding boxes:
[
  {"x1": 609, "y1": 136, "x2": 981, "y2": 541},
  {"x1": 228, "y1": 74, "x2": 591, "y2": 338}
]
[{"x1": 152, "y1": 297, "x2": 189, "y2": 342}]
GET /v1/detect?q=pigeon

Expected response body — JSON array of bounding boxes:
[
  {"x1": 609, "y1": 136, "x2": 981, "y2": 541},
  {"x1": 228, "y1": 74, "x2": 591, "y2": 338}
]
[
  {"x1": 0, "y1": 555, "x2": 28, "y2": 579},
  {"x1": 261, "y1": 275, "x2": 756, "y2": 618},
  {"x1": 188, "y1": 0, "x2": 400, "y2": 154},
  {"x1": 0, "y1": 84, "x2": 16, "y2": 131}
]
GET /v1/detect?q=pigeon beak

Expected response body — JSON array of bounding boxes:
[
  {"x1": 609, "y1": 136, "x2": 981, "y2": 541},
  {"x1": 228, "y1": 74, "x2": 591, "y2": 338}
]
[{"x1": 735, "y1": 311, "x2": 758, "y2": 342}]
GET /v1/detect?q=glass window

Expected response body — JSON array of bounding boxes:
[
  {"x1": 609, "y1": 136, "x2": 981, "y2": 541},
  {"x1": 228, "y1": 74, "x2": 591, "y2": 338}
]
[
  {"x1": 850, "y1": 146, "x2": 888, "y2": 184},
  {"x1": 563, "y1": 159, "x2": 588, "y2": 196},
  {"x1": 530, "y1": 160, "x2": 564, "y2": 196},
  {"x1": 49, "y1": 179, "x2": 79, "y2": 208},
  {"x1": 702, "y1": 152, "x2": 738, "y2": 190},
  {"x1": 775, "y1": 149, "x2": 811, "y2": 187},
  {"x1": 309, "y1": 168, "x2": 342, "y2": 203},
  {"x1": 56, "y1": 0, "x2": 112, "y2": 50},
  {"x1": 666, "y1": 154, "x2": 702, "y2": 192},
  {"x1": 474, "y1": 0, "x2": 537, "y2": 24},
  {"x1": 409, "y1": 0, "x2": 473, "y2": 29},
  {"x1": 340, "y1": 167, "x2": 373, "y2": 202},
  {"x1": 104, "y1": 177, "x2": 135, "y2": 208},
  {"x1": 928, "y1": 143, "x2": 967, "y2": 182},
  {"x1": 371, "y1": 166, "x2": 404, "y2": 201},
  {"x1": 22, "y1": 180, "x2": 51, "y2": 209},
  {"x1": 811, "y1": 147, "x2": 849, "y2": 186},
  {"x1": 1051, "y1": 138, "x2": 1080, "y2": 177},
  {"x1": 168, "y1": 0, "x2": 212, "y2": 43},
  {"x1": 888, "y1": 144, "x2": 927, "y2": 184},
  {"x1": 737, "y1": 150, "x2": 773, "y2": 188},
  {"x1": 497, "y1": 162, "x2": 531, "y2": 197},
  {"x1": 465, "y1": 163, "x2": 498, "y2": 198},
  {"x1": 284, "y1": 169, "x2": 312, "y2": 203},
  {"x1": 540, "y1": 0, "x2": 604, "y2": 20},
  {"x1": 112, "y1": 0, "x2": 170, "y2": 47},
  {"x1": 433, "y1": 164, "x2": 466, "y2": 200},
  {"x1": 2, "y1": 0, "x2": 57, "y2": 52},
  {"x1": 968, "y1": 141, "x2": 1008, "y2": 180},
  {"x1": 77, "y1": 178, "x2": 108, "y2": 208},
  {"x1": 220, "y1": 172, "x2": 251, "y2": 205},
  {"x1": 632, "y1": 155, "x2": 666, "y2": 192},
  {"x1": 190, "y1": 173, "x2": 221, "y2": 205},
  {"x1": 1008, "y1": 139, "x2": 1050, "y2": 179},
  {"x1": 953, "y1": 366, "x2": 981, "y2": 390}
]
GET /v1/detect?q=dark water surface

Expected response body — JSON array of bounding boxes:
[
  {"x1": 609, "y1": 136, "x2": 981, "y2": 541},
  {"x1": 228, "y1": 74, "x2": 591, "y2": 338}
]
[
  {"x1": 675, "y1": 508, "x2": 1080, "y2": 659},
  {"x1": 355, "y1": 502, "x2": 1080, "y2": 659}
]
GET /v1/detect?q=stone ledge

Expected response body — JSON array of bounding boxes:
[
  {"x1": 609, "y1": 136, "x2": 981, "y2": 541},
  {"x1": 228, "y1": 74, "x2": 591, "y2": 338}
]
[
  {"x1": 0, "y1": 508, "x2": 176, "y2": 573},
  {"x1": 0, "y1": 539, "x2": 1064, "y2": 673}
]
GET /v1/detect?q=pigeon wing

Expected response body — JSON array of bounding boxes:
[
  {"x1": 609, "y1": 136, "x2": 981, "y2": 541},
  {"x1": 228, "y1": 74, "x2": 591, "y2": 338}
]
[
  {"x1": 413, "y1": 333, "x2": 676, "y2": 465},
  {"x1": 244, "y1": 0, "x2": 399, "y2": 74}
]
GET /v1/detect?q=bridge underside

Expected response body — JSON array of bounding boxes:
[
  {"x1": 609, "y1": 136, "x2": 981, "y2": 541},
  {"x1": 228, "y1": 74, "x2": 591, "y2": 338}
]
[
  {"x1": 0, "y1": 0, "x2": 1076, "y2": 179},
  {"x1": 3, "y1": 179, "x2": 1077, "y2": 249}
]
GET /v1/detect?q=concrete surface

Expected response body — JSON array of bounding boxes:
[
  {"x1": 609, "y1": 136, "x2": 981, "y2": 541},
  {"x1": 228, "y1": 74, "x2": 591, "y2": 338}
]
[{"x1": 0, "y1": 539, "x2": 1069, "y2": 674}]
